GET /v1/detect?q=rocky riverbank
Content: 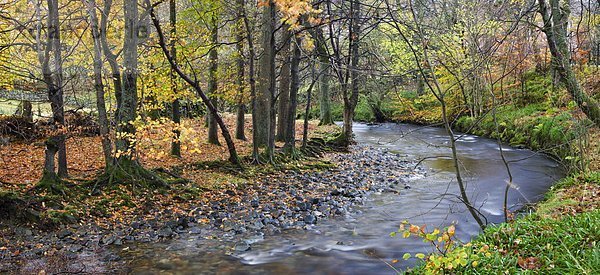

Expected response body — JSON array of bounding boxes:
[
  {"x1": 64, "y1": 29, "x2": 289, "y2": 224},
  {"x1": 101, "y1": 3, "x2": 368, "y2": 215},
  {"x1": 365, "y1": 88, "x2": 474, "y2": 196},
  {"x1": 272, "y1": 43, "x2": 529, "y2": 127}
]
[{"x1": 1, "y1": 145, "x2": 422, "y2": 273}]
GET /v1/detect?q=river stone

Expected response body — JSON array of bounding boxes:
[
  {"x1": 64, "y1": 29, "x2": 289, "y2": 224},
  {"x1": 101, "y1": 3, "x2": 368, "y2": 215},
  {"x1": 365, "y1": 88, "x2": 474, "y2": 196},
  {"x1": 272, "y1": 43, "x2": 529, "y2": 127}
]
[
  {"x1": 156, "y1": 259, "x2": 175, "y2": 270},
  {"x1": 304, "y1": 214, "x2": 317, "y2": 224},
  {"x1": 189, "y1": 227, "x2": 202, "y2": 234},
  {"x1": 67, "y1": 244, "x2": 83, "y2": 253},
  {"x1": 157, "y1": 226, "x2": 173, "y2": 237},
  {"x1": 101, "y1": 234, "x2": 117, "y2": 245},
  {"x1": 15, "y1": 227, "x2": 33, "y2": 237},
  {"x1": 131, "y1": 221, "x2": 142, "y2": 230},
  {"x1": 57, "y1": 229, "x2": 72, "y2": 239},
  {"x1": 234, "y1": 242, "x2": 250, "y2": 252}
]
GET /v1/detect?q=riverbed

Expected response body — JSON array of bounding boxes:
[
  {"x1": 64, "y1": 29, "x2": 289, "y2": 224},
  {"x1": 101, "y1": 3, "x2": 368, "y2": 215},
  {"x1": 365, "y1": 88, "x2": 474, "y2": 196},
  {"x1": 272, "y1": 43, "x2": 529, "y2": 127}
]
[{"x1": 121, "y1": 123, "x2": 564, "y2": 274}]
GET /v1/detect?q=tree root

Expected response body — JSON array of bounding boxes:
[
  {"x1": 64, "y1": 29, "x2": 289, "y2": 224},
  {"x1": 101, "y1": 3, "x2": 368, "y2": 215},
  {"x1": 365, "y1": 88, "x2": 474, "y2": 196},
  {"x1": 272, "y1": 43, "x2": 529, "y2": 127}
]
[
  {"x1": 91, "y1": 159, "x2": 168, "y2": 195},
  {"x1": 35, "y1": 170, "x2": 67, "y2": 196}
]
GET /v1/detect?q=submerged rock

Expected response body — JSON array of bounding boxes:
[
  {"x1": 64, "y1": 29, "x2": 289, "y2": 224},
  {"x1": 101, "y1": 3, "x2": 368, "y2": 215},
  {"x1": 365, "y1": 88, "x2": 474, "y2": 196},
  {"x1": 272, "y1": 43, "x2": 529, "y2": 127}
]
[{"x1": 234, "y1": 242, "x2": 251, "y2": 252}]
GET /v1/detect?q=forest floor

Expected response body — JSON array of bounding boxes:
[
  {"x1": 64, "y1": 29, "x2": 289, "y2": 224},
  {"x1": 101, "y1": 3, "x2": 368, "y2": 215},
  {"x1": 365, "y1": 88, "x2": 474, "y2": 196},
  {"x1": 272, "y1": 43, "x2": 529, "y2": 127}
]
[{"x1": 0, "y1": 115, "x2": 422, "y2": 273}]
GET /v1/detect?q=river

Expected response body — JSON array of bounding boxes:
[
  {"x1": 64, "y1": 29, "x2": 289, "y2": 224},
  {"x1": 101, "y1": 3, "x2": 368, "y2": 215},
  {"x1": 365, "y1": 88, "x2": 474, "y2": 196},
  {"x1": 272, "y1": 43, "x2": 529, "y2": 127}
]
[{"x1": 122, "y1": 123, "x2": 564, "y2": 274}]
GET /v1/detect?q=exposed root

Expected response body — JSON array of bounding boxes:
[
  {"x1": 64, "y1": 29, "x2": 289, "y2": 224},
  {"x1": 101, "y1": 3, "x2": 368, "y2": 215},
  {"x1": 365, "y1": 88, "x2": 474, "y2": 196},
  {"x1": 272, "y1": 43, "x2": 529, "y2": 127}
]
[
  {"x1": 91, "y1": 159, "x2": 168, "y2": 195},
  {"x1": 35, "y1": 170, "x2": 67, "y2": 196}
]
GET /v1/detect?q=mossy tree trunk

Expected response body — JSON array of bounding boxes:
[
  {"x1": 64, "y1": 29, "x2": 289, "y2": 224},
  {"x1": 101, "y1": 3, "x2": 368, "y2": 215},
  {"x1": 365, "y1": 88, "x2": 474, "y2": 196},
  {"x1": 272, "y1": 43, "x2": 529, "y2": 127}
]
[
  {"x1": 339, "y1": 0, "x2": 361, "y2": 146},
  {"x1": 100, "y1": 0, "x2": 123, "y2": 120},
  {"x1": 318, "y1": 55, "x2": 334, "y2": 126},
  {"x1": 93, "y1": 0, "x2": 167, "y2": 190},
  {"x1": 538, "y1": 0, "x2": 600, "y2": 127}
]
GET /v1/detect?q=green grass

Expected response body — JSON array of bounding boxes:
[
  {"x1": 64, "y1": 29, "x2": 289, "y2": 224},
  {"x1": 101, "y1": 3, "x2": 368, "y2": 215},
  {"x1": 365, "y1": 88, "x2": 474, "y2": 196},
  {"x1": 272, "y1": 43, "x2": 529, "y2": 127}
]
[{"x1": 465, "y1": 210, "x2": 599, "y2": 274}]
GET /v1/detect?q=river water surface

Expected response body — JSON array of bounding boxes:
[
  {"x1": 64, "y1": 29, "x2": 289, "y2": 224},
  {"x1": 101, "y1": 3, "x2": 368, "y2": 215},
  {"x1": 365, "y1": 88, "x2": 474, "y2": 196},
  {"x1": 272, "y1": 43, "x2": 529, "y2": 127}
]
[{"x1": 123, "y1": 123, "x2": 564, "y2": 274}]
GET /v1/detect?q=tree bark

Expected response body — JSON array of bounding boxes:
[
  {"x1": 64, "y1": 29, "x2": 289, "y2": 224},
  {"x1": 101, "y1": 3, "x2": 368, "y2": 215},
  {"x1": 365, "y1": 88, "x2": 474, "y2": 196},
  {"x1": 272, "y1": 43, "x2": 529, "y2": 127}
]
[
  {"x1": 235, "y1": 0, "x2": 247, "y2": 141},
  {"x1": 116, "y1": 0, "x2": 139, "y2": 158},
  {"x1": 241, "y1": 4, "x2": 259, "y2": 162},
  {"x1": 255, "y1": 0, "x2": 275, "y2": 151},
  {"x1": 305, "y1": 1, "x2": 334, "y2": 126},
  {"x1": 86, "y1": 0, "x2": 112, "y2": 167},
  {"x1": 169, "y1": 0, "x2": 181, "y2": 157},
  {"x1": 43, "y1": 0, "x2": 68, "y2": 179},
  {"x1": 276, "y1": 27, "x2": 291, "y2": 142},
  {"x1": 207, "y1": 12, "x2": 221, "y2": 145},
  {"x1": 340, "y1": 0, "x2": 361, "y2": 145},
  {"x1": 284, "y1": 36, "x2": 301, "y2": 152},
  {"x1": 100, "y1": 0, "x2": 123, "y2": 118},
  {"x1": 318, "y1": 55, "x2": 333, "y2": 125}
]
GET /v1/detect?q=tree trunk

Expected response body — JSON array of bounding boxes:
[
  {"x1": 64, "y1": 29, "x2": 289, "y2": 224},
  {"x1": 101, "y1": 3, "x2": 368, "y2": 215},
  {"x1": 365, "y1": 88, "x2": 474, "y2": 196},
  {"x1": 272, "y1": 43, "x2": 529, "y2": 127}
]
[
  {"x1": 16, "y1": 100, "x2": 33, "y2": 122},
  {"x1": 304, "y1": 1, "x2": 334, "y2": 126},
  {"x1": 241, "y1": 4, "x2": 259, "y2": 162},
  {"x1": 86, "y1": 0, "x2": 112, "y2": 167},
  {"x1": 235, "y1": 0, "x2": 246, "y2": 141},
  {"x1": 276, "y1": 27, "x2": 291, "y2": 142},
  {"x1": 539, "y1": 0, "x2": 600, "y2": 126},
  {"x1": 207, "y1": 12, "x2": 221, "y2": 145},
  {"x1": 340, "y1": 0, "x2": 361, "y2": 146},
  {"x1": 116, "y1": 0, "x2": 139, "y2": 158},
  {"x1": 100, "y1": 0, "x2": 123, "y2": 117},
  {"x1": 318, "y1": 55, "x2": 333, "y2": 125},
  {"x1": 169, "y1": 0, "x2": 181, "y2": 157},
  {"x1": 46, "y1": 0, "x2": 68, "y2": 178},
  {"x1": 284, "y1": 36, "x2": 301, "y2": 152},
  {"x1": 254, "y1": 0, "x2": 275, "y2": 150},
  {"x1": 302, "y1": 62, "x2": 322, "y2": 149}
]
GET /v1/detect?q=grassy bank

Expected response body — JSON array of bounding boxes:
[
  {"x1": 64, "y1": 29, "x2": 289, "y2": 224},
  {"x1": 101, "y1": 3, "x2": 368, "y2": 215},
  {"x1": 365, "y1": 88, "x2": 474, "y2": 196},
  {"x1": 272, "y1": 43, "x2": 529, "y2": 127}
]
[
  {"x1": 406, "y1": 172, "x2": 599, "y2": 274},
  {"x1": 393, "y1": 93, "x2": 600, "y2": 273},
  {"x1": 454, "y1": 103, "x2": 594, "y2": 172}
]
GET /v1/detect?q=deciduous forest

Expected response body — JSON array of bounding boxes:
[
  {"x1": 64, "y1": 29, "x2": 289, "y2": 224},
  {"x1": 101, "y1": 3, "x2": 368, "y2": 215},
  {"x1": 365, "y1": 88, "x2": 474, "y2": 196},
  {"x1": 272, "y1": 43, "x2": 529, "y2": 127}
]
[{"x1": 0, "y1": 0, "x2": 598, "y2": 273}]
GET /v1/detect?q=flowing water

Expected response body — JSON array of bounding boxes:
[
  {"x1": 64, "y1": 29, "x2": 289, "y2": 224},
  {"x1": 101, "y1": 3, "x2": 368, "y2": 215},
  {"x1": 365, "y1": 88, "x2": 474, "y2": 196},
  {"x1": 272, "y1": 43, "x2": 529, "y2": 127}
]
[{"x1": 123, "y1": 123, "x2": 564, "y2": 274}]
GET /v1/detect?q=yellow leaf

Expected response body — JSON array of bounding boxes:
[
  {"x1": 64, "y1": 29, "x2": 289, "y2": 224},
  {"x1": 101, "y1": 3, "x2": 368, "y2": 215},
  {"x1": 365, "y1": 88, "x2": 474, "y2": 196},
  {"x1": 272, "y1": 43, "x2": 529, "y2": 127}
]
[{"x1": 448, "y1": 225, "x2": 456, "y2": 236}]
